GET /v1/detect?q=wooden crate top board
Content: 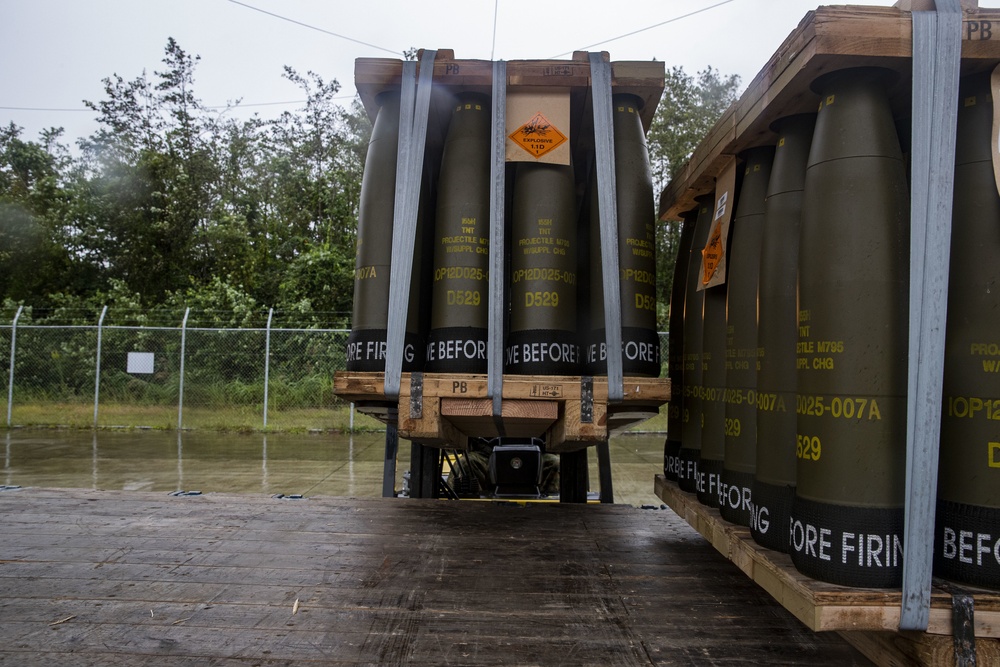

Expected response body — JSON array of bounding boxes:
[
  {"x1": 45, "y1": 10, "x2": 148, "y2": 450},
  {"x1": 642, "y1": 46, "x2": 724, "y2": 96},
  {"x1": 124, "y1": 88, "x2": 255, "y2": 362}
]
[
  {"x1": 354, "y1": 50, "x2": 665, "y2": 134},
  {"x1": 658, "y1": 4, "x2": 1000, "y2": 221},
  {"x1": 654, "y1": 474, "x2": 1000, "y2": 638},
  {"x1": 335, "y1": 371, "x2": 668, "y2": 402}
]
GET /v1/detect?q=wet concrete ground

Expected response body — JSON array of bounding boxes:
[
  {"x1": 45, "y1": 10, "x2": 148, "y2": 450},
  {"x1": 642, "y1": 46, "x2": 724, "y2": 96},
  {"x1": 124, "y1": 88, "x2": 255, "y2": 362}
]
[{"x1": 0, "y1": 429, "x2": 666, "y2": 506}]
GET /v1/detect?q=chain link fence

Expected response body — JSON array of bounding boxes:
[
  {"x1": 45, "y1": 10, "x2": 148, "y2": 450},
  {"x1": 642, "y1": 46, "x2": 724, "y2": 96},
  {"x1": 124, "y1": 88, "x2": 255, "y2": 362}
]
[{"x1": 2, "y1": 307, "x2": 669, "y2": 431}]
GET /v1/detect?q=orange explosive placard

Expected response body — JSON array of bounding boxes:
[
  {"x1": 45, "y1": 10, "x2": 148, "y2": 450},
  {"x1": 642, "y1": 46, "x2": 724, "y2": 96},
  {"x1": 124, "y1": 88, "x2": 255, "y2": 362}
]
[
  {"x1": 508, "y1": 111, "x2": 568, "y2": 159},
  {"x1": 702, "y1": 219, "x2": 724, "y2": 285}
]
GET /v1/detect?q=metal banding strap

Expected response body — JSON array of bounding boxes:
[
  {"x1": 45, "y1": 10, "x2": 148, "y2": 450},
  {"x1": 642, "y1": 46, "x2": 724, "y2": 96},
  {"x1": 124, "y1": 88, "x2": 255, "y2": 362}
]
[
  {"x1": 901, "y1": 0, "x2": 961, "y2": 632},
  {"x1": 383, "y1": 61, "x2": 416, "y2": 398},
  {"x1": 581, "y1": 375, "x2": 594, "y2": 424},
  {"x1": 953, "y1": 590, "x2": 977, "y2": 666},
  {"x1": 409, "y1": 372, "x2": 423, "y2": 419},
  {"x1": 384, "y1": 50, "x2": 437, "y2": 400},
  {"x1": 489, "y1": 60, "x2": 507, "y2": 421},
  {"x1": 589, "y1": 53, "x2": 624, "y2": 403},
  {"x1": 935, "y1": 580, "x2": 978, "y2": 666}
]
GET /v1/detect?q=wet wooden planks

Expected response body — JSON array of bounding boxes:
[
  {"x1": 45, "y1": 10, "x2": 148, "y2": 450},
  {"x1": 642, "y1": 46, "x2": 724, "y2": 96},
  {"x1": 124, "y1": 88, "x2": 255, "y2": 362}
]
[{"x1": 0, "y1": 488, "x2": 869, "y2": 666}]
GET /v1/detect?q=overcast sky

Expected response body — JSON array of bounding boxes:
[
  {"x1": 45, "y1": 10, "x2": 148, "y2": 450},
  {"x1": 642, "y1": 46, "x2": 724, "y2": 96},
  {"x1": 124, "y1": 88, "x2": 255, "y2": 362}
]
[{"x1": 1, "y1": 0, "x2": 987, "y2": 145}]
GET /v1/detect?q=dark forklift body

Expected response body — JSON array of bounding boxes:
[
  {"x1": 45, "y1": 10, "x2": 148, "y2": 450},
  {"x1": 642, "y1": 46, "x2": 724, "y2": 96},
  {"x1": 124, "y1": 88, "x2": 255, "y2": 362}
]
[{"x1": 408, "y1": 437, "x2": 564, "y2": 501}]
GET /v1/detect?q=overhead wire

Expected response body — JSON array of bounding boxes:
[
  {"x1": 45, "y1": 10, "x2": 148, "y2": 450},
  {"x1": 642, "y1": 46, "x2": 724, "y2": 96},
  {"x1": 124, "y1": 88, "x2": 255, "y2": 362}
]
[
  {"x1": 548, "y1": 0, "x2": 739, "y2": 58},
  {"x1": 225, "y1": 0, "x2": 402, "y2": 56},
  {"x1": 6, "y1": 1, "x2": 739, "y2": 118},
  {"x1": 1, "y1": 97, "x2": 355, "y2": 114},
  {"x1": 490, "y1": 0, "x2": 500, "y2": 61},
  {"x1": 0, "y1": 106, "x2": 92, "y2": 113}
]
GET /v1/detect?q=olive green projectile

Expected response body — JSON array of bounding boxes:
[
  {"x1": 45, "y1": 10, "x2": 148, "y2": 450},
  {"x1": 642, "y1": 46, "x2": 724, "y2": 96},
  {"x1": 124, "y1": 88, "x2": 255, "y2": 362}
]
[
  {"x1": 677, "y1": 194, "x2": 715, "y2": 492},
  {"x1": 426, "y1": 92, "x2": 491, "y2": 373},
  {"x1": 586, "y1": 94, "x2": 659, "y2": 377},
  {"x1": 346, "y1": 90, "x2": 426, "y2": 371},
  {"x1": 698, "y1": 233, "x2": 730, "y2": 508},
  {"x1": 719, "y1": 145, "x2": 774, "y2": 525},
  {"x1": 791, "y1": 67, "x2": 908, "y2": 588},
  {"x1": 664, "y1": 208, "x2": 698, "y2": 481},
  {"x1": 752, "y1": 113, "x2": 816, "y2": 553},
  {"x1": 506, "y1": 162, "x2": 580, "y2": 375},
  {"x1": 935, "y1": 72, "x2": 1000, "y2": 590}
]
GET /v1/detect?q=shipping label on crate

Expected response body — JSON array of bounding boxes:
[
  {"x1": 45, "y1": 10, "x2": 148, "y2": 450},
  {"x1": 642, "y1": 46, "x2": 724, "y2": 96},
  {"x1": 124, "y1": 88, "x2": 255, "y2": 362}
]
[
  {"x1": 506, "y1": 89, "x2": 571, "y2": 164},
  {"x1": 699, "y1": 156, "x2": 737, "y2": 290}
]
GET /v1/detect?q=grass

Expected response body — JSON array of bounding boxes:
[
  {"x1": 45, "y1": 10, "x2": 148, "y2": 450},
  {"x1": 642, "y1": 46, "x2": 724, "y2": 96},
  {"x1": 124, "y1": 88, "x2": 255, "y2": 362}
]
[
  {"x1": 4, "y1": 400, "x2": 386, "y2": 433},
  {"x1": 2, "y1": 398, "x2": 667, "y2": 435},
  {"x1": 626, "y1": 404, "x2": 667, "y2": 433}
]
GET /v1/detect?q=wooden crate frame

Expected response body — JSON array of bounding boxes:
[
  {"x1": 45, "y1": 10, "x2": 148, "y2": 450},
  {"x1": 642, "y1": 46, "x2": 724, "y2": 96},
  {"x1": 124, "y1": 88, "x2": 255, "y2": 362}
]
[
  {"x1": 654, "y1": 475, "x2": 1000, "y2": 665},
  {"x1": 334, "y1": 371, "x2": 669, "y2": 452},
  {"x1": 344, "y1": 51, "x2": 669, "y2": 452},
  {"x1": 652, "y1": 3, "x2": 1000, "y2": 663},
  {"x1": 658, "y1": 3, "x2": 1000, "y2": 221},
  {"x1": 355, "y1": 50, "x2": 665, "y2": 133}
]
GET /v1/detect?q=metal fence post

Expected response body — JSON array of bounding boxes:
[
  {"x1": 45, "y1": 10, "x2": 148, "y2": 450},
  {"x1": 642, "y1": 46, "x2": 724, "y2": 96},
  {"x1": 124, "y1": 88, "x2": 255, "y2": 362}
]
[
  {"x1": 6, "y1": 306, "x2": 23, "y2": 427},
  {"x1": 93, "y1": 305, "x2": 108, "y2": 427},
  {"x1": 263, "y1": 307, "x2": 273, "y2": 429},
  {"x1": 177, "y1": 307, "x2": 190, "y2": 430}
]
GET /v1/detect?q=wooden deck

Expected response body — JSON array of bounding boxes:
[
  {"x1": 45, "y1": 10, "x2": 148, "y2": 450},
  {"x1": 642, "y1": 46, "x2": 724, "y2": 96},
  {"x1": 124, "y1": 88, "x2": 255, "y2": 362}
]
[{"x1": 0, "y1": 487, "x2": 869, "y2": 665}]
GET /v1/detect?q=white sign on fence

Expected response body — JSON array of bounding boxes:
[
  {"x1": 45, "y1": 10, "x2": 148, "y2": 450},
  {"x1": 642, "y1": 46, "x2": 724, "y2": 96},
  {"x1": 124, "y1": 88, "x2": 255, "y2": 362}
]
[{"x1": 126, "y1": 352, "x2": 155, "y2": 374}]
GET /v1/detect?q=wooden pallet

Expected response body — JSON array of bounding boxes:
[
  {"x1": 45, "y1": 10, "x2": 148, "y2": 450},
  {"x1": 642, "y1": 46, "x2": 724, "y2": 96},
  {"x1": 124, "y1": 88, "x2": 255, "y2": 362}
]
[
  {"x1": 658, "y1": 3, "x2": 1000, "y2": 220},
  {"x1": 334, "y1": 372, "x2": 669, "y2": 452},
  {"x1": 654, "y1": 474, "x2": 1000, "y2": 666}
]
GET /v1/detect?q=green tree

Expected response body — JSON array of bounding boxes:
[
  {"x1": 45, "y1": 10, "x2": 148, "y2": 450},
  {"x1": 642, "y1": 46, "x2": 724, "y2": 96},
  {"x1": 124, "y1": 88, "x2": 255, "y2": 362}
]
[
  {"x1": 77, "y1": 59, "x2": 171, "y2": 300},
  {"x1": 648, "y1": 66, "x2": 741, "y2": 192},
  {"x1": 61, "y1": 41, "x2": 371, "y2": 319},
  {"x1": 0, "y1": 38, "x2": 376, "y2": 338},
  {"x1": 0, "y1": 124, "x2": 92, "y2": 302},
  {"x1": 74, "y1": 38, "x2": 233, "y2": 303},
  {"x1": 197, "y1": 113, "x2": 269, "y2": 298},
  {"x1": 260, "y1": 68, "x2": 366, "y2": 322},
  {"x1": 647, "y1": 66, "x2": 741, "y2": 331}
]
